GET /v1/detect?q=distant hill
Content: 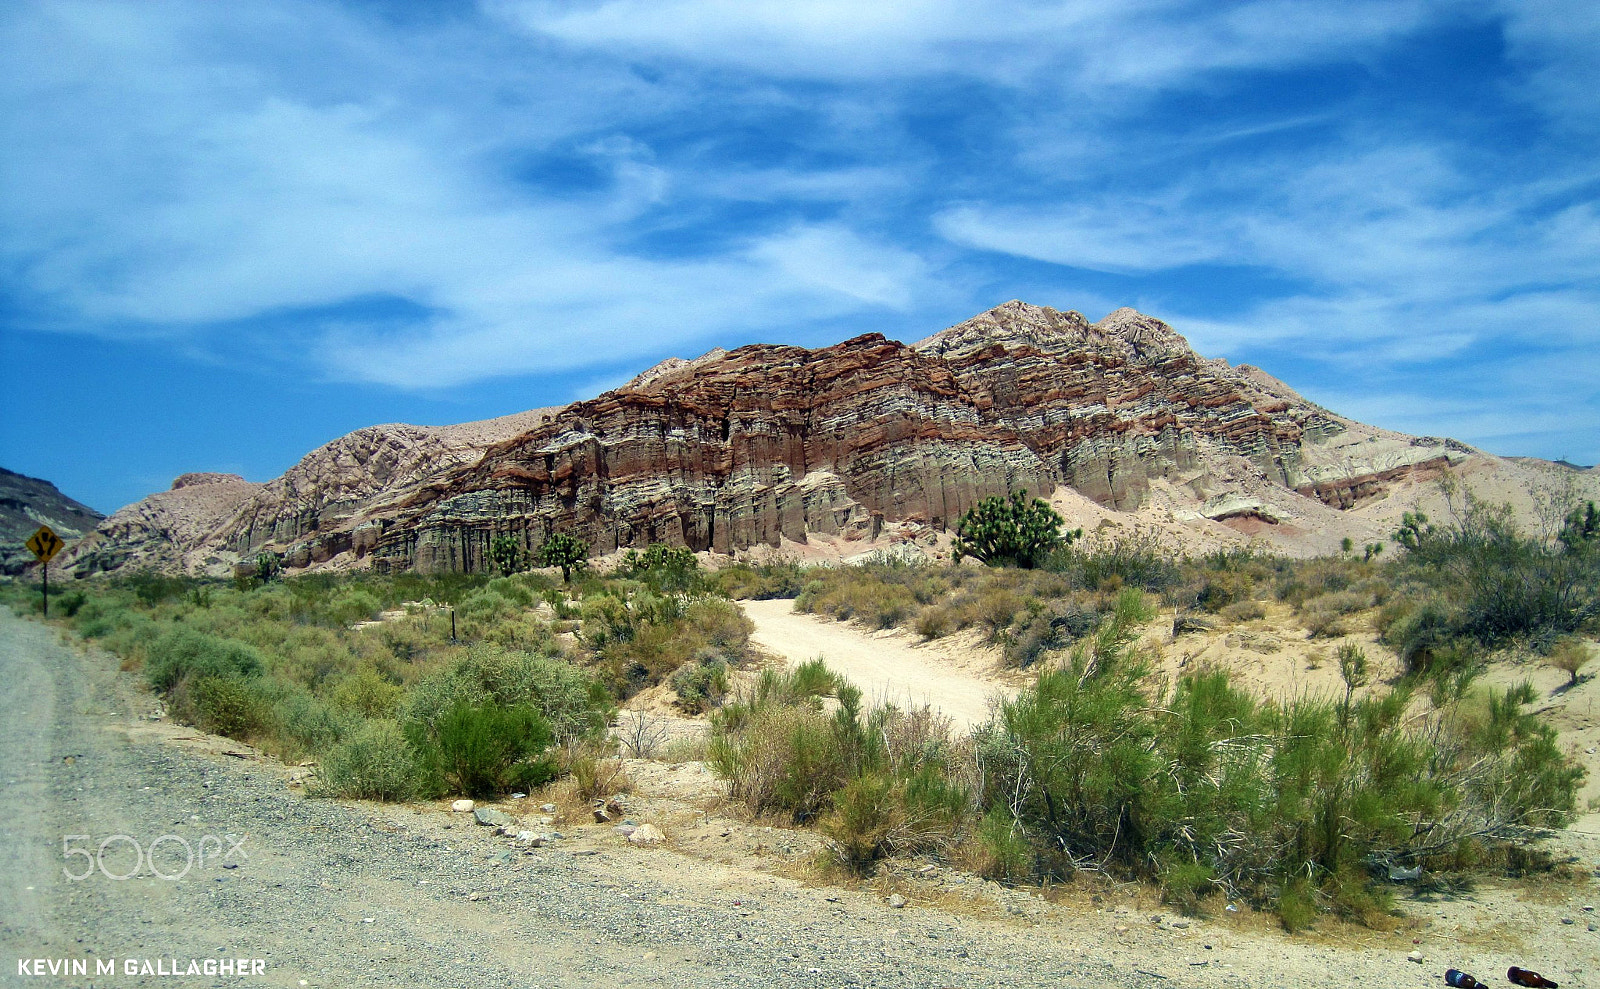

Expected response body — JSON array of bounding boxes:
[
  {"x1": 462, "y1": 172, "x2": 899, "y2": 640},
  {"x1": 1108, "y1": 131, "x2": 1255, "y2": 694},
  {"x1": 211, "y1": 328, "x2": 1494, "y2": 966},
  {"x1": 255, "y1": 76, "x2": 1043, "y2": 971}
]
[{"x1": 1, "y1": 467, "x2": 104, "y2": 574}]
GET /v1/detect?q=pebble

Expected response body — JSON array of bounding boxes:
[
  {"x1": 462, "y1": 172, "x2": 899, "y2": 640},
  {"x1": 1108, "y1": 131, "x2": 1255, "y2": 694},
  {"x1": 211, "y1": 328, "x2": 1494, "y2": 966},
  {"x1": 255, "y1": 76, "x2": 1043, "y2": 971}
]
[
  {"x1": 886, "y1": 894, "x2": 907, "y2": 909},
  {"x1": 1407, "y1": 950, "x2": 1424, "y2": 963},
  {"x1": 541, "y1": 803, "x2": 557, "y2": 813},
  {"x1": 450, "y1": 799, "x2": 475, "y2": 813}
]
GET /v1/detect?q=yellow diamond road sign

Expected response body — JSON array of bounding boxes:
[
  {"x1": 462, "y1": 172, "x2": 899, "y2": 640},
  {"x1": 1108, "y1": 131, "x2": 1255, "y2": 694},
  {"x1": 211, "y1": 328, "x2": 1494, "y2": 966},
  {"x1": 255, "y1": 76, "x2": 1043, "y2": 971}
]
[{"x1": 26, "y1": 525, "x2": 65, "y2": 564}]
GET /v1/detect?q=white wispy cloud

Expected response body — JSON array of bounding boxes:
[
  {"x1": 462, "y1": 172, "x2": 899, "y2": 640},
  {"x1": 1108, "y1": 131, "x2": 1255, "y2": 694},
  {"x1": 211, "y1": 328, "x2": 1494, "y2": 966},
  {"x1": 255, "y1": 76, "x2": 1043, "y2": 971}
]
[{"x1": 1, "y1": 0, "x2": 1597, "y2": 467}]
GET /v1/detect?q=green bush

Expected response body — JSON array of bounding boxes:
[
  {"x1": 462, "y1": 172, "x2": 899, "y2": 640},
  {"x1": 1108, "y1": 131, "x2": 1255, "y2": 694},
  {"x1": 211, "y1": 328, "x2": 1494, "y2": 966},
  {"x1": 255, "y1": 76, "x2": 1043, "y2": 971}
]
[
  {"x1": 670, "y1": 651, "x2": 730, "y2": 712},
  {"x1": 145, "y1": 627, "x2": 264, "y2": 694},
  {"x1": 320, "y1": 720, "x2": 422, "y2": 801},
  {"x1": 405, "y1": 648, "x2": 610, "y2": 743},
  {"x1": 1159, "y1": 856, "x2": 1216, "y2": 915},
  {"x1": 406, "y1": 701, "x2": 557, "y2": 798},
  {"x1": 1046, "y1": 530, "x2": 1184, "y2": 592},
  {"x1": 175, "y1": 675, "x2": 269, "y2": 739},
  {"x1": 1389, "y1": 495, "x2": 1600, "y2": 652},
  {"x1": 973, "y1": 603, "x2": 1584, "y2": 920}
]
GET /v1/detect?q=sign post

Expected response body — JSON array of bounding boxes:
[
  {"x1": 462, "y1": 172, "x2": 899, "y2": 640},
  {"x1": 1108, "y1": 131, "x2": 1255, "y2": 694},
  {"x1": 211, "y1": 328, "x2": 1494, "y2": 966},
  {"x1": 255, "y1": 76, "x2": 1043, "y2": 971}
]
[{"x1": 25, "y1": 525, "x2": 66, "y2": 617}]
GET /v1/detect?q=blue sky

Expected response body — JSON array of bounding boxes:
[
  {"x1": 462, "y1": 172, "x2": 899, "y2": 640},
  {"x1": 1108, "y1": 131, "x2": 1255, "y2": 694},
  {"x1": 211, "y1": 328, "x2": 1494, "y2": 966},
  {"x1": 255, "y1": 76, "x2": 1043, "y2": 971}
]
[{"x1": 2, "y1": 0, "x2": 1597, "y2": 515}]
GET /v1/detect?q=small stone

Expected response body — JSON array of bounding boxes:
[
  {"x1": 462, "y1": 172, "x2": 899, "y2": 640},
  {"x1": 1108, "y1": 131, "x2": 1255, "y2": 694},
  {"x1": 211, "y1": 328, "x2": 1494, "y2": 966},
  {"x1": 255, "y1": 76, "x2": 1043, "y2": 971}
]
[
  {"x1": 886, "y1": 894, "x2": 907, "y2": 909},
  {"x1": 451, "y1": 799, "x2": 475, "y2": 813},
  {"x1": 627, "y1": 823, "x2": 665, "y2": 846},
  {"x1": 510, "y1": 792, "x2": 527, "y2": 800},
  {"x1": 541, "y1": 803, "x2": 557, "y2": 814},
  {"x1": 1170, "y1": 920, "x2": 1190, "y2": 929},
  {"x1": 1585, "y1": 905, "x2": 1595, "y2": 912},
  {"x1": 1562, "y1": 917, "x2": 1575, "y2": 925},
  {"x1": 1406, "y1": 950, "x2": 1424, "y2": 964},
  {"x1": 473, "y1": 807, "x2": 514, "y2": 827},
  {"x1": 614, "y1": 824, "x2": 638, "y2": 838},
  {"x1": 1113, "y1": 925, "x2": 1130, "y2": 935}
]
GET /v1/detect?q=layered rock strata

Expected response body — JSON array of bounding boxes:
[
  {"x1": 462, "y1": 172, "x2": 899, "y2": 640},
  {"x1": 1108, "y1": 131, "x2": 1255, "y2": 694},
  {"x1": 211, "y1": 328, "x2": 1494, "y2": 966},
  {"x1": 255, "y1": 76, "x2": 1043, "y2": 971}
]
[{"x1": 64, "y1": 302, "x2": 1474, "y2": 576}]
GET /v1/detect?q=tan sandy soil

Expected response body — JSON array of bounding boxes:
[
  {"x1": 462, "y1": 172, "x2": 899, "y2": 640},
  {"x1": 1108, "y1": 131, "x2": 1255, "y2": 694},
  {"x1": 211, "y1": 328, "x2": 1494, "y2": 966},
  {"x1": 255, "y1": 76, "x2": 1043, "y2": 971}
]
[{"x1": 740, "y1": 598, "x2": 1018, "y2": 729}]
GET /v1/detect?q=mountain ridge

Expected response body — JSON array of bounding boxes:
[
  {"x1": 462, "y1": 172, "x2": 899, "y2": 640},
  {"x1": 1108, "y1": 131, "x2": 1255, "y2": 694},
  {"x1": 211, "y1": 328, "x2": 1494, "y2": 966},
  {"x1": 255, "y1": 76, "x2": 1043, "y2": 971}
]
[{"x1": 52, "y1": 301, "x2": 1595, "y2": 577}]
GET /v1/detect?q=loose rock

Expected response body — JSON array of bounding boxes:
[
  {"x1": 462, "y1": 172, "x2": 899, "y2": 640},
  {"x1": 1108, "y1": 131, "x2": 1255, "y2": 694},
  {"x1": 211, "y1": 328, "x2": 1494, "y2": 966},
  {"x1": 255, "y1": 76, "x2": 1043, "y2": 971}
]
[
  {"x1": 627, "y1": 823, "x2": 665, "y2": 846},
  {"x1": 450, "y1": 799, "x2": 475, "y2": 813}
]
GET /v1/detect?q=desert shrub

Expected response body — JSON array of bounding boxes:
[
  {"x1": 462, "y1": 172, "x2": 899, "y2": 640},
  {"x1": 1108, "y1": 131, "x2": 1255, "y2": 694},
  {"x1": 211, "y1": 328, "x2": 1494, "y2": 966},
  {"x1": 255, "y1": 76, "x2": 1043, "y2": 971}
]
[
  {"x1": 685, "y1": 597, "x2": 753, "y2": 650},
  {"x1": 1546, "y1": 637, "x2": 1592, "y2": 687},
  {"x1": 1300, "y1": 590, "x2": 1369, "y2": 637},
  {"x1": 1159, "y1": 856, "x2": 1217, "y2": 915},
  {"x1": 457, "y1": 587, "x2": 516, "y2": 622},
  {"x1": 914, "y1": 605, "x2": 957, "y2": 640},
  {"x1": 562, "y1": 739, "x2": 634, "y2": 801},
  {"x1": 973, "y1": 587, "x2": 1025, "y2": 641},
  {"x1": 974, "y1": 602, "x2": 1584, "y2": 922},
  {"x1": 145, "y1": 627, "x2": 264, "y2": 694},
  {"x1": 1196, "y1": 570, "x2": 1254, "y2": 613},
  {"x1": 405, "y1": 648, "x2": 610, "y2": 742},
  {"x1": 319, "y1": 720, "x2": 422, "y2": 801},
  {"x1": 1046, "y1": 530, "x2": 1184, "y2": 593},
  {"x1": 325, "y1": 587, "x2": 382, "y2": 627},
  {"x1": 710, "y1": 702, "x2": 846, "y2": 820},
  {"x1": 1276, "y1": 878, "x2": 1318, "y2": 933},
  {"x1": 821, "y1": 764, "x2": 968, "y2": 872},
  {"x1": 1389, "y1": 494, "x2": 1600, "y2": 652},
  {"x1": 125, "y1": 570, "x2": 194, "y2": 606},
  {"x1": 266, "y1": 684, "x2": 353, "y2": 758},
  {"x1": 710, "y1": 557, "x2": 808, "y2": 600},
  {"x1": 1221, "y1": 599, "x2": 1267, "y2": 623},
  {"x1": 1381, "y1": 595, "x2": 1461, "y2": 672},
  {"x1": 670, "y1": 650, "x2": 730, "y2": 712},
  {"x1": 331, "y1": 669, "x2": 403, "y2": 718},
  {"x1": 406, "y1": 701, "x2": 557, "y2": 798},
  {"x1": 173, "y1": 675, "x2": 270, "y2": 739}
]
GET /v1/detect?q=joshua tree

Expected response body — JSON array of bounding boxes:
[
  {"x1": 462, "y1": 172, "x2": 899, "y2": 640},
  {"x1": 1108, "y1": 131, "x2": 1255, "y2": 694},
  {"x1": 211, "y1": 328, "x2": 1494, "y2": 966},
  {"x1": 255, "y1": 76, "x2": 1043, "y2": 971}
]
[
  {"x1": 537, "y1": 532, "x2": 589, "y2": 583},
  {"x1": 951, "y1": 490, "x2": 1080, "y2": 569},
  {"x1": 487, "y1": 534, "x2": 527, "y2": 577}
]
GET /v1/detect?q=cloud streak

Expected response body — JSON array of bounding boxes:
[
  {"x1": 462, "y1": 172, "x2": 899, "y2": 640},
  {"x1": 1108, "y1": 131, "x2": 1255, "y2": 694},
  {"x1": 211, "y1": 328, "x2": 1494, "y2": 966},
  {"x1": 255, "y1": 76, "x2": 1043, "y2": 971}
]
[{"x1": 1, "y1": 0, "x2": 1597, "y2": 470}]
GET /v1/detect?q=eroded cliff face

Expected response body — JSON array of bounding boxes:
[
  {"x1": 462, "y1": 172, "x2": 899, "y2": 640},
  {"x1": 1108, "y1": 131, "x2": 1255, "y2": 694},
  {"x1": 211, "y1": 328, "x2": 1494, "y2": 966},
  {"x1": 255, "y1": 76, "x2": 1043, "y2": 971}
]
[
  {"x1": 377, "y1": 334, "x2": 1052, "y2": 572},
  {"x1": 67, "y1": 301, "x2": 1479, "y2": 576}
]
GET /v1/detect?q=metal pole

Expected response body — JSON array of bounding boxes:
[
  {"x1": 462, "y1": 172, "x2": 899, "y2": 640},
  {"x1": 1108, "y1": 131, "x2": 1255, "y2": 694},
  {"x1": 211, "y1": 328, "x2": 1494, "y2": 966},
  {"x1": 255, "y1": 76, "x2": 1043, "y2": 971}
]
[
  {"x1": 450, "y1": 609, "x2": 457, "y2": 643},
  {"x1": 42, "y1": 560, "x2": 48, "y2": 618}
]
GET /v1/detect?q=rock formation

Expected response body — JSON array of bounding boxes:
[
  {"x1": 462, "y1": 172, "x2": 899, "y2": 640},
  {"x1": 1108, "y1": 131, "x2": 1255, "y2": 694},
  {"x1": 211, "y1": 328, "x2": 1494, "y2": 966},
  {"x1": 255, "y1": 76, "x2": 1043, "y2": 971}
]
[
  {"x1": 61, "y1": 301, "x2": 1576, "y2": 577},
  {"x1": 0, "y1": 467, "x2": 104, "y2": 574}
]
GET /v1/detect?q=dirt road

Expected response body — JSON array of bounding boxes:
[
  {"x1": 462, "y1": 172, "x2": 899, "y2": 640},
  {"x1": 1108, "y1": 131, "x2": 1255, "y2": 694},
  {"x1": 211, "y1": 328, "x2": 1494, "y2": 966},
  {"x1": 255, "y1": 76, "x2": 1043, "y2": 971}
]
[
  {"x1": 741, "y1": 599, "x2": 1015, "y2": 728},
  {"x1": 0, "y1": 608, "x2": 1163, "y2": 989}
]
